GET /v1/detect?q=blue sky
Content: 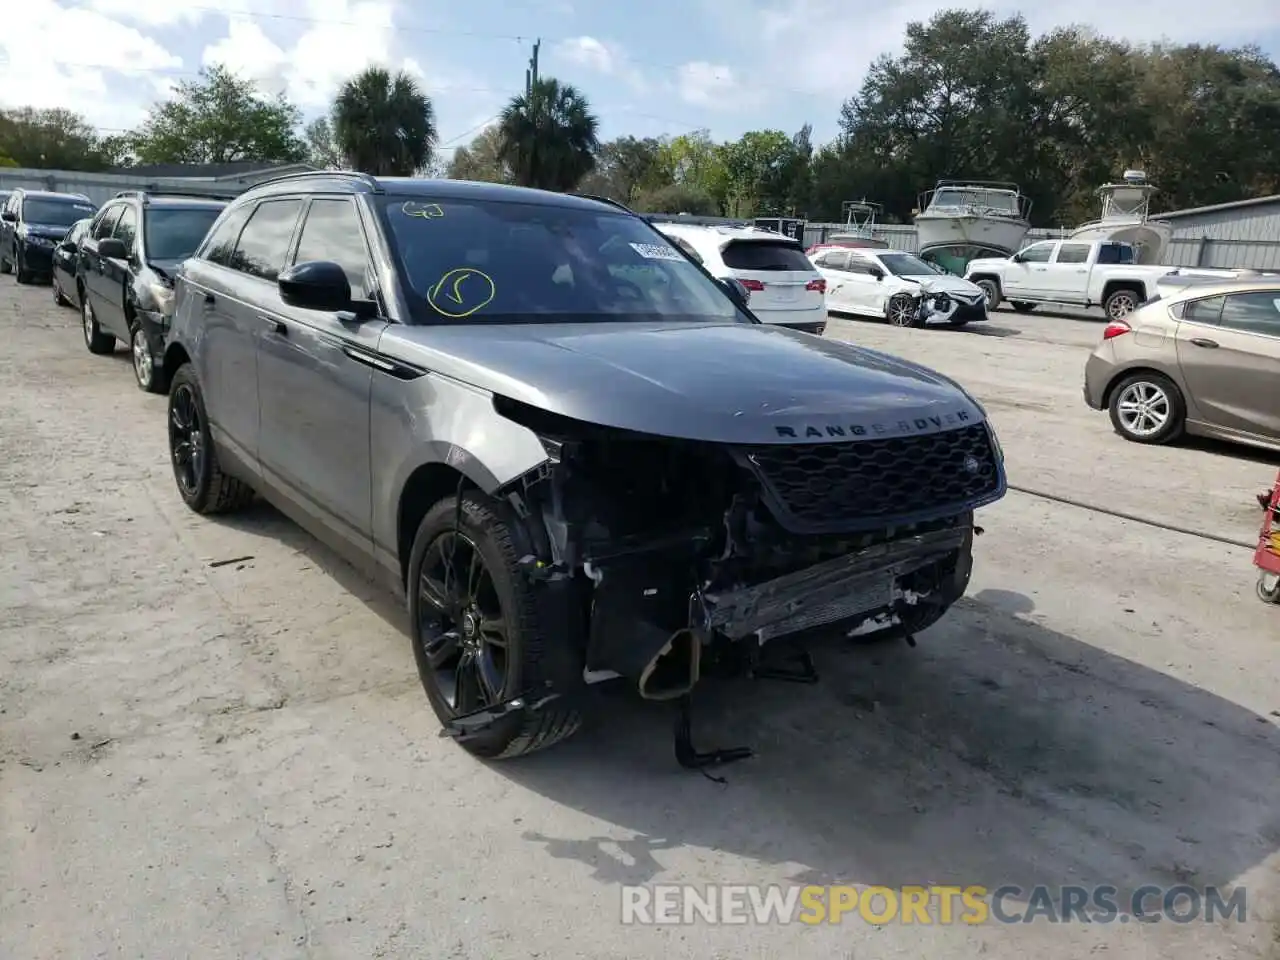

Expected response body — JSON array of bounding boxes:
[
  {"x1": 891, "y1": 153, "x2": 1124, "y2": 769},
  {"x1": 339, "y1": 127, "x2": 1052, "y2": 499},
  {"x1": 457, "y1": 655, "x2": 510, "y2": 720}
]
[{"x1": 4, "y1": 0, "x2": 1280, "y2": 161}]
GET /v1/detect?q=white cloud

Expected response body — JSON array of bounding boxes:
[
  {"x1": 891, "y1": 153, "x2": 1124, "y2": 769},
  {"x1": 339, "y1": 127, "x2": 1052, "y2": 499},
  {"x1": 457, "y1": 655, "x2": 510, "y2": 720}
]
[
  {"x1": 676, "y1": 61, "x2": 737, "y2": 107},
  {"x1": 552, "y1": 35, "x2": 649, "y2": 93},
  {"x1": 0, "y1": 0, "x2": 182, "y2": 131}
]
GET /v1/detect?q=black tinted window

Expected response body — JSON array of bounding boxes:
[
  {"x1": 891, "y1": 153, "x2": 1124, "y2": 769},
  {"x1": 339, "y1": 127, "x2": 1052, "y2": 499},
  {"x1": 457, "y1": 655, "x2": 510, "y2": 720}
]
[
  {"x1": 720, "y1": 239, "x2": 811, "y2": 271},
  {"x1": 378, "y1": 196, "x2": 740, "y2": 325},
  {"x1": 229, "y1": 200, "x2": 302, "y2": 280},
  {"x1": 113, "y1": 206, "x2": 137, "y2": 252},
  {"x1": 1096, "y1": 243, "x2": 1135, "y2": 265},
  {"x1": 23, "y1": 198, "x2": 96, "y2": 227},
  {"x1": 1183, "y1": 295, "x2": 1225, "y2": 324},
  {"x1": 144, "y1": 207, "x2": 223, "y2": 261},
  {"x1": 293, "y1": 199, "x2": 371, "y2": 299},
  {"x1": 1219, "y1": 292, "x2": 1280, "y2": 336},
  {"x1": 202, "y1": 206, "x2": 251, "y2": 267},
  {"x1": 1056, "y1": 243, "x2": 1090, "y2": 264},
  {"x1": 92, "y1": 204, "x2": 123, "y2": 240}
]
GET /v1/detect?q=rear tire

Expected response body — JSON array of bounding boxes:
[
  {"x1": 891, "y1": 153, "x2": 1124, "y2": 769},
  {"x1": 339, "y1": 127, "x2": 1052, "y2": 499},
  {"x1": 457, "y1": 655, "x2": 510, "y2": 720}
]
[
  {"x1": 1107, "y1": 371, "x2": 1185, "y2": 445},
  {"x1": 408, "y1": 492, "x2": 582, "y2": 759},
  {"x1": 166, "y1": 364, "x2": 255, "y2": 514},
  {"x1": 1104, "y1": 287, "x2": 1142, "y2": 321}
]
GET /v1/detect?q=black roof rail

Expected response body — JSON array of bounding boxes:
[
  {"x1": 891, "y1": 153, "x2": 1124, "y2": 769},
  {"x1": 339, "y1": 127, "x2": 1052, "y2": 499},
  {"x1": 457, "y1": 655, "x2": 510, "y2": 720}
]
[{"x1": 247, "y1": 169, "x2": 383, "y2": 193}]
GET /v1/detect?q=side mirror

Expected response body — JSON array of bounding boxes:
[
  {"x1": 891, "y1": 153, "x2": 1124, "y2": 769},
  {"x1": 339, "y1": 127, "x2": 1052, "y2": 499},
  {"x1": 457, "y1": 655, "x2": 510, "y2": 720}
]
[
  {"x1": 869, "y1": 267, "x2": 884, "y2": 280},
  {"x1": 1, "y1": 211, "x2": 16, "y2": 222},
  {"x1": 719, "y1": 276, "x2": 751, "y2": 305},
  {"x1": 1010, "y1": 253, "x2": 1024, "y2": 263},
  {"x1": 278, "y1": 260, "x2": 353, "y2": 313},
  {"x1": 97, "y1": 237, "x2": 128, "y2": 259}
]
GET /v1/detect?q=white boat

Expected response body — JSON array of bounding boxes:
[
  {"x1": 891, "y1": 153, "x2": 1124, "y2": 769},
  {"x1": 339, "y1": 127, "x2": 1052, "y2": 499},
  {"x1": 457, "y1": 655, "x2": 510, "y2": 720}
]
[
  {"x1": 913, "y1": 181, "x2": 1032, "y2": 274},
  {"x1": 821, "y1": 200, "x2": 889, "y2": 248},
  {"x1": 1068, "y1": 170, "x2": 1173, "y2": 265}
]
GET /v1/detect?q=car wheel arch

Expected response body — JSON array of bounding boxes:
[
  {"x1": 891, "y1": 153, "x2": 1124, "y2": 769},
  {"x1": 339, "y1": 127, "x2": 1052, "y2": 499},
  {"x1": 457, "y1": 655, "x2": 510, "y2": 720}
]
[{"x1": 1102, "y1": 364, "x2": 1182, "y2": 410}]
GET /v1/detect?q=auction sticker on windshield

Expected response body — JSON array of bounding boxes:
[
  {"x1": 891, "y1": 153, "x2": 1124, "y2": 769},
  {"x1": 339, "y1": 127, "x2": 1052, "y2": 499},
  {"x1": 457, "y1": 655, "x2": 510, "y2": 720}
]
[{"x1": 630, "y1": 242, "x2": 684, "y2": 261}]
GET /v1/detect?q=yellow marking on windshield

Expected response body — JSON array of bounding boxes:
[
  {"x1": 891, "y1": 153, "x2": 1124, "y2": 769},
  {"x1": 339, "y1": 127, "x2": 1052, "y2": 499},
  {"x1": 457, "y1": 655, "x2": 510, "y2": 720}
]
[
  {"x1": 401, "y1": 201, "x2": 445, "y2": 219},
  {"x1": 427, "y1": 267, "x2": 495, "y2": 318}
]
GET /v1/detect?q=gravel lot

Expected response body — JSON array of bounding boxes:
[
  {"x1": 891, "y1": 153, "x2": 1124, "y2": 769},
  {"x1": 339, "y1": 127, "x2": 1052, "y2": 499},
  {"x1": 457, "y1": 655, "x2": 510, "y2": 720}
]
[{"x1": 1, "y1": 281, "x2": 1278, "y2": 960}]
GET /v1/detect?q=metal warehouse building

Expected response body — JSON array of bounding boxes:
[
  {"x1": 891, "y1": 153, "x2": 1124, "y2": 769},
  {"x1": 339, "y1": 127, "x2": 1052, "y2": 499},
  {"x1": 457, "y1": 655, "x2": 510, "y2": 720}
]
[{"x1": 1159, "y1": 194, "x2": 1280, "y2": 270}]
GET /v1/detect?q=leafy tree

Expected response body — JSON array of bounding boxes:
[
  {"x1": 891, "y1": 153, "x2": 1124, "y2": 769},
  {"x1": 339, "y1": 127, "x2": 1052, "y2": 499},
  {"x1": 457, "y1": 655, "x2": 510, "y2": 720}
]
[
  {"x1": 447, "y1": 126, "x2": 508, "y2": 182},
  {"x1": 128, "y1": 65, "x2": 306, "y2": 165},
  {"x1": 0, "y1": 107, "x2": 114, "y2": 171},
  {"x1": 633, "y1": 183, "x2": 717, "y2": 215},
  {"x1": 0, "y1": 152, "x2": 17, "y2": 168},
  {"x1": 579, "y1": 136, "x2": 671, "y2": 203},
  {"x1": 332, "y1": 67, "x2": 437, "y2": 176},
  {"x1": 661, "y1": 130, "x2": 728, "y2": 208},
  {"x1": 719, "y1": 129, "x2": 800, "y2": 217},
  {"x1": 303, "y1": 116, "x2": 342, "y2": 169},
  {"x1": 497, "y1": 77, "x2": 600, "y2": 191}
]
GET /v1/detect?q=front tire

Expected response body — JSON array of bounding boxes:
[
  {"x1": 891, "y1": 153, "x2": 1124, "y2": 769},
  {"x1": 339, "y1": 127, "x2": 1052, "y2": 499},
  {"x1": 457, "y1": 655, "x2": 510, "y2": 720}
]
[
  {"x1": 166, "y1": 364, "x2": 255, "y2": 514},
  {"x1": 975, "y1": 279, "x2": 1000, "y2": 311},
  {"x1": 81, "y1": 298, "x2": 114, "y2": 355},
  {"x1": 1258, "y1": 572, "x2": 1280, "y2": 604},
  {"x1": 1108, "y1": 371, "x2": 1185, "y2": 445},
  {"x1": 53, "y1": 276, "x2": 69, "y2": 307},
  {"x1": 408, "y1": 492, "x2": 582, "y2": 759},
  {"x1": 130, "y1": 319, "x2": 165, "y2": 394},
  {"x1": 886, "y1": 294, "x2": 922, "y2": 328}
]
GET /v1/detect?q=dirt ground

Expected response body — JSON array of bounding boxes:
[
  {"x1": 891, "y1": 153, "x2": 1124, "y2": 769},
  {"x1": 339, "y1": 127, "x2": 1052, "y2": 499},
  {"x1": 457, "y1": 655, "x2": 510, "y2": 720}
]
[{"x1": 1, "y1": 281, "x2": 1277, "y2": 960}]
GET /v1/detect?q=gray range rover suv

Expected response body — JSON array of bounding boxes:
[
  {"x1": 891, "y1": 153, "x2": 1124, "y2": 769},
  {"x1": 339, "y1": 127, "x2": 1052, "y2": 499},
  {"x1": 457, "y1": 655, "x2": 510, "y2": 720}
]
[{"x1": 162, "y1": 171, "x2": 1007, "y2": 766}]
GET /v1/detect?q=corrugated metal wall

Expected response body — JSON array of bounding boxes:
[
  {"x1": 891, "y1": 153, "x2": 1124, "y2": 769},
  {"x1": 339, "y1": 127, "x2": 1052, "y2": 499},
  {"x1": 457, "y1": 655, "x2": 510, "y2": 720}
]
[{"x1": 0, "y1": 167, "x2": 281, "y2": 207}]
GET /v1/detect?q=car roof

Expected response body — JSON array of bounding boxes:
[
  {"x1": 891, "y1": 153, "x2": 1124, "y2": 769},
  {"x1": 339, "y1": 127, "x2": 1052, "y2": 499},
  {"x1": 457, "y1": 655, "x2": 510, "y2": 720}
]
[
  {"x1": 1161, "y1": 275, "x2": 1280, "y2": 299},
  {"x1": 19, "y1": 190, "x2": 92, "y2": 202},
  {"x1": 239, "y1": 171, "x2": 621, "y2": 215},
  {"x1": 655, "y1": 222, "x2": 801, "y2": 244}
]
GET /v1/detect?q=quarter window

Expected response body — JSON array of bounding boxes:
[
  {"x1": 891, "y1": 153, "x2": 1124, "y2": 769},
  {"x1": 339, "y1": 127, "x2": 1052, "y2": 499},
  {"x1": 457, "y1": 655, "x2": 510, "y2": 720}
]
[
  {"x1": 292, "y1": 199, "x2": 372, "y2": 299},
  {"x1": 1218, "y1": 292, "x2": 1280, "y2": 337},
  {"x1": 229, "y1": 199, "x2": 303, "y2": 281}
]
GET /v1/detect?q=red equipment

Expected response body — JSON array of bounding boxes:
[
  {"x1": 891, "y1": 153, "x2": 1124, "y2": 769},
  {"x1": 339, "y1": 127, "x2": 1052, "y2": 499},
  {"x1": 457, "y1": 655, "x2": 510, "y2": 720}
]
[{"x1": 1255, "y1": 469, "x2": 1280, "y2": 604}]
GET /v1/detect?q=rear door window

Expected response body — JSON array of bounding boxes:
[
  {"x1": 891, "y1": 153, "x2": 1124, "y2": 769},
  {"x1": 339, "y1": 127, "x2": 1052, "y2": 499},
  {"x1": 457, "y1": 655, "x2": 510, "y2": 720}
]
[
  {"x1": 1218, "y1": 292, "x2": 1280, "y2": 337},
  {"x1": 1054, "y1": 243, "x2": 1090, "y2": 264},
  {"x1": 720, "y1": 240, "x2": 812, "y2": 272},
  {"x1": 1182, "y1": 295, "x2": 1225, "y2": 325}
]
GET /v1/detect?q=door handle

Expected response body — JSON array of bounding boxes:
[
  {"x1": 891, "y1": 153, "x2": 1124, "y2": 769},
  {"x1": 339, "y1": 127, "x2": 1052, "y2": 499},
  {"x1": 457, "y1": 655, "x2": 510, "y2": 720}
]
[
  {"x1": 261, "y1": 316, "x2": 287, "y2": 336},
  {"x1": 1189, "y1": 337, "x2": 1219, "y2": 348}
]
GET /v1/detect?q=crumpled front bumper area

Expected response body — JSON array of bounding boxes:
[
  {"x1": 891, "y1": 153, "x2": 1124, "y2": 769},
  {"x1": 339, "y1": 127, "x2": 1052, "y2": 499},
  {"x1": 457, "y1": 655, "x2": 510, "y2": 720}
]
[{"x1": 700, "y1": 524, "x2": 971, "y2": 642}]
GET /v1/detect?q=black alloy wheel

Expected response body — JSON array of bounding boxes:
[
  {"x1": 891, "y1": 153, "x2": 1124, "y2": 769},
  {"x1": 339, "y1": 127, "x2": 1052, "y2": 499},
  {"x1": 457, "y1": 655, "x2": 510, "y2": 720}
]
[
  {"x1": 418, "y1": 530, "x2": 512, "y2": 713},
  {"x1": 169, "y1": 380, "x2": 205, "y2": 501}
]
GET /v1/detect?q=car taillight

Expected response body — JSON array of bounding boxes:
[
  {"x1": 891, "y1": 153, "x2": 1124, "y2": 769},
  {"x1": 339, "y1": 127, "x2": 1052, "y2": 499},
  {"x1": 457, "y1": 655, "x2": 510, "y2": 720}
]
[
  {"x1": 739, "y1": 278, "x2": 765, "y2": 291},
  {"x1": 806, "y1": 278, "x2": 826, "y2": 293},
  {"x1": 1102, "y1": 320, "x2": 1132, "y2": 340}
]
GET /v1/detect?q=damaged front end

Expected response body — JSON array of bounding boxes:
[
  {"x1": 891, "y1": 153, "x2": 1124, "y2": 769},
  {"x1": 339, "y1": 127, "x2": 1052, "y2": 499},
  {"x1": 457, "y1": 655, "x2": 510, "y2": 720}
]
[{"x1": 487, "y1": 394, "x2": 1005, "y2": 710}]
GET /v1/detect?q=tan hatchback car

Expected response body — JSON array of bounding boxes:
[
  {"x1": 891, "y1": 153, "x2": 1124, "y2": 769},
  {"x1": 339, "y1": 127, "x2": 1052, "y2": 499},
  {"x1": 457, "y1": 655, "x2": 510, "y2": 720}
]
[{"x1": 1083, "y1": 276, "x2": 1280, "y2": 452}]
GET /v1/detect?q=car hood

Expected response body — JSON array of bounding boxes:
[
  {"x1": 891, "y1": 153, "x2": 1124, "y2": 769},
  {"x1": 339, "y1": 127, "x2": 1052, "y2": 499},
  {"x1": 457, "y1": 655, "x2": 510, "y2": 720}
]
[
  {"x1": 898, "y1": 273, "x2": 984, "y2": 296},
  {"x1": 22, "y1": 223, "x2": 72, "y2": 240},
  {"x1": 964, "y1": 257, "x2": 1011, "y2": 274},
  {"x1": 381, "y1": 320, "x2": 984, "y2": 445}
]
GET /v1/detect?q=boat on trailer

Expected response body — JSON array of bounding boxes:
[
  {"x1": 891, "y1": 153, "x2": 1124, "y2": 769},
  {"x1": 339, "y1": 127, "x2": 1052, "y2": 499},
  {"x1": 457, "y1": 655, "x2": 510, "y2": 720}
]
[{"x1": 914, "y1": 181, "x2": 1032, "y2": 275}]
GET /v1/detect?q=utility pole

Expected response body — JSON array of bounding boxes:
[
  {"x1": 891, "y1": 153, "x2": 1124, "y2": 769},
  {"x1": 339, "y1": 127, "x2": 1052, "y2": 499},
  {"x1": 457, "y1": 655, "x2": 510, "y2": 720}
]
[{"x1": 525, "y1": 38, "x2": 541, "y2": 96}]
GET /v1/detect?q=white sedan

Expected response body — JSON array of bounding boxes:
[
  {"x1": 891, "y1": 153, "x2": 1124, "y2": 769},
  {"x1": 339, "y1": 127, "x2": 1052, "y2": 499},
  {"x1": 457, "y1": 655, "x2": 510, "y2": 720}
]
[{"x1": 812, "y1": 247, "x2": 989, "y2": 327}]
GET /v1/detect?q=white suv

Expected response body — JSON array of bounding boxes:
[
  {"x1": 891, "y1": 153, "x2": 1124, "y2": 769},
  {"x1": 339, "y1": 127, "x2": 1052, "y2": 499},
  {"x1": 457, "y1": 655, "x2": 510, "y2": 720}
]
[{"x1": 653, "y1": 222, "x2": 827, "y2": 334}]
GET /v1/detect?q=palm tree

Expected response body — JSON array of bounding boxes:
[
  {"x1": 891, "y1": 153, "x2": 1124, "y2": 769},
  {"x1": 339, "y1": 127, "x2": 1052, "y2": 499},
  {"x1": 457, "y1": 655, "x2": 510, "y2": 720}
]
[
  {"x1": 497, "y1": 77, "x2": 600, "y2": 191},
  {"x1": 332, "y1": 67, "x2": 437, "y2": 176}
]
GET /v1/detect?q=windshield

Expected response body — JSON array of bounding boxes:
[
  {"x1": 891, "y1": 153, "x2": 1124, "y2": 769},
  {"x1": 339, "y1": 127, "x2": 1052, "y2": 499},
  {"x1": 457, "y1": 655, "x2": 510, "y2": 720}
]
[
  {"x1": 878, "y1": 253, "x2": 938, "y2": 277},
  {"x1": 23, "y1": 198, "x2": 96, "y2": 227},
  {"x1": 144, "y1": 206, "x2": 224, "y2": 261},
  {"x1": 378, "y1": 196, "x2": 746, "y2": 325},
  {"x1": 932, "y1": 189, "x2": 1018, "y2": 214}
]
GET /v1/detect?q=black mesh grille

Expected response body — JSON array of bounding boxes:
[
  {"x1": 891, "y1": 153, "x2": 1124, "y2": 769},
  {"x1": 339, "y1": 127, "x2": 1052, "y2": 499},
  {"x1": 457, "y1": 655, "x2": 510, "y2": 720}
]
[{"x1": 743, "y1": 423, "x2": 1000, "y2": 531}]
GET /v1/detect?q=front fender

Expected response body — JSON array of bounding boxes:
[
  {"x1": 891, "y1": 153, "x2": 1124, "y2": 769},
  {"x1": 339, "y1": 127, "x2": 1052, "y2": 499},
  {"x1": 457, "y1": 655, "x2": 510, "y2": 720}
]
[{"x1": 370, "y1": 370, "x2": 550, "y2": 564}]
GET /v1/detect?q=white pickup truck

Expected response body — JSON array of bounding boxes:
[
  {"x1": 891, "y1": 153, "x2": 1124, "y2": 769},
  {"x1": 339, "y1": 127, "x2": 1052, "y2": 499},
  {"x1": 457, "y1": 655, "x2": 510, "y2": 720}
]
[{"x1": 965, "y1": 239, "x2": 1173, "y2": 321}]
